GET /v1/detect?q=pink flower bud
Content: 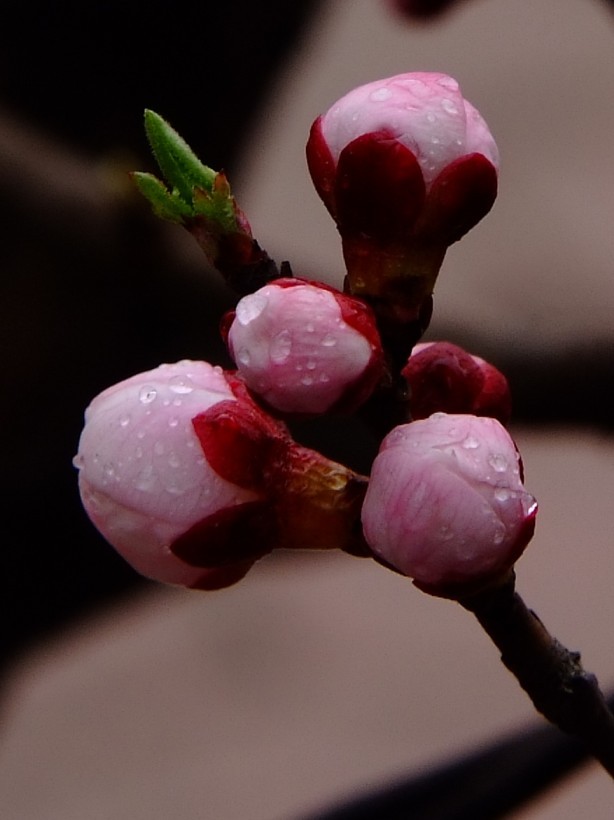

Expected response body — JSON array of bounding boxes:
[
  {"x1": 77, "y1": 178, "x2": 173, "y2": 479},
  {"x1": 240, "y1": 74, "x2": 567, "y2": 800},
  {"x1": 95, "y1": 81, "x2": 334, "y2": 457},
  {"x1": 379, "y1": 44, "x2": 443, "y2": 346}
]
[
  {"x1": 361, "y1": 413, "x2": 537, "y2": 596},
  {"x1": 403, "y1": 342, "x2": 511, "y2": 424},
  {"x1": 306, "y1": 72, "x2": 498, "y2": 337},
  {"x1": 74, "y1": 360, "x2": 280, "y2": 589},
  {"x1": 224, "y1": 278, "x2": 384, "y2": 415},
  {"x1": 307, "y1": 72, "x2": 498, "y2": 247}
]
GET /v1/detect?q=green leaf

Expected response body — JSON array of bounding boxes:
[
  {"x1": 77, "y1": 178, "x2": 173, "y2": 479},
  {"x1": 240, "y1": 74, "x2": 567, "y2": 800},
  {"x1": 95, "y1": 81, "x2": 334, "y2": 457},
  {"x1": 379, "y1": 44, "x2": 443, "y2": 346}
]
[
  {"x1": 143, "y1": 109, "x2": 216, "y2": 202},
  {"x1": 131, "y1": 172, "x2": 192, "y2": 222}
]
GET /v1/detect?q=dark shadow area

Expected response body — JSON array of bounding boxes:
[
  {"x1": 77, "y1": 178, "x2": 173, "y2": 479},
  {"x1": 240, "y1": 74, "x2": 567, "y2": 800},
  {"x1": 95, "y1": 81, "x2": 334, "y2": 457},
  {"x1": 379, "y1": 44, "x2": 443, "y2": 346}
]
[{"x1": 0, "y1": 0, "x2": 323, "y2": 670}]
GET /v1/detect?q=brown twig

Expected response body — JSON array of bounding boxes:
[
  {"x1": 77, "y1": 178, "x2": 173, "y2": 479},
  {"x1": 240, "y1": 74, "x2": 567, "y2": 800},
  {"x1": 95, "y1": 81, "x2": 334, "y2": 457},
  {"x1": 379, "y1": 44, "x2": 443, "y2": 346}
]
[{"x1": 459, "y1": 571, "x2": 614, "y2": 777}]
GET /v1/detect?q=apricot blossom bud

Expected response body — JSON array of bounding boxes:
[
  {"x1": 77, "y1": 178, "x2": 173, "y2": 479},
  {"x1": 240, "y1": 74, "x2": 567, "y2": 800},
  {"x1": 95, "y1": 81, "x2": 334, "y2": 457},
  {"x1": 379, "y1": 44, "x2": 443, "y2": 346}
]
[
  {"x1": 224, "y1": 278, "x2": 384, "y2": 415},
  {"x1": 307, "y1": 73, "x2": 498, "y2": 338},
  {"x1": 403, "y1": 341, "x2": 511, "y2": 424},
  {"x1": 75, "y1": 360, "x2": 368, "y2": 588},
  {"x1": 361, "y1": 413, "x2": 537, "y2": 596}
]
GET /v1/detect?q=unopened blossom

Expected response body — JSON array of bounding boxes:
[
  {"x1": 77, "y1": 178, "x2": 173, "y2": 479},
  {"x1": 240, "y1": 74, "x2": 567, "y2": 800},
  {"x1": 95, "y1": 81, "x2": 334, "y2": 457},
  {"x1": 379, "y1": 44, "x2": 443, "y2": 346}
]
[
  {"x1": 403, "y1": 341, "x2": 511, "y2": 424},
  {"x1": 306, "y1": 73, "x2": 498, "y2": 343},
  {"x1": 224, "y1": 278, "x2": 384, "y2": 415},
  {"x1": 361, "y1": 413, "x2": 537, "y2": 596},
  {"x1": 75, "y1": 360, "x2": 368, "y2": 588}
]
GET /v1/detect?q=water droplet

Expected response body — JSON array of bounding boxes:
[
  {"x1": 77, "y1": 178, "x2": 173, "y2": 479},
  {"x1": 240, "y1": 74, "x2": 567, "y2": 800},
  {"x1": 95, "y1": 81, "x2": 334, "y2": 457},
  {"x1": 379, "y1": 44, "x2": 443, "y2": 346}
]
[
  {"x1": 237, "y1": 348, "x2": 251, "y2": 366},
  {"x1": 103, "y1": 462, "x2": 115, "y2": 477},
  {"x1": 463, "y1": 435, "x2": 480, "y2": 450},
  {"x1": 72, "y1": 453, "x2": 84, "y2": 469},
  {"x1": 235, "y1": 292, "x2": 268, "y2": 325},
  {"x1": 301, "y1": 375, "x2": 314, "y2": 386},
  {"x1": 169, "y1": 374, "x2": 194, "y2": 394},
  {"x1": 139, "y1": 385, "x2": 157, "y2": 404},
  {"x1": 135, "y1": 466, "x2": 156, "y2": 492},
  {"x1": 441, "y1": 98, "x2": 459, "y2": 115},
  {"x1": 488, "y1": 453, "x2": 508, "y2": 473},
  {"x1": 425, "y1": 112, "x2": 438, "y2": 124},
  {"x1": 370, "y1": 87, "x2": 392, "y2": 102},
  {"x1": 494, "y1": 488, "x2": 510, "y2": 502},
  {"x1": 165, "y1": 484, "x2": 185, "y2": 496},
  {"x1": 154, "y1": 441, "x2": 165, "y2": 456},
  {"x1": 119, "y1": 414, "x2": 131, "y2": 428},
  {"x1": 319, "y1": 373, "x2": 330, "y2": 383},
  {"x1": 321, "y1": 334, "x2": 337, "y2": 348},
  {"x1": 306, "y1": 360, "x2": 317, "y2": 371},
  {"x1": 437, "y1": 76, "x2": 459, "y2": 92},
  {"x1": 439, "y1": 524, "x2": 454, "y2": 542},
  {"x1": 168, "y1": 416, "x2": 179, "y2": 428},
  {"x1": 172, "y1": 398, "x2": 183, "y2": 407},
  {"x1": 493, "y1": 526, "x2": 506, "y2": 545},
  {"x1": 270, "y1": 329, "x2": 292, "y2": 364}
]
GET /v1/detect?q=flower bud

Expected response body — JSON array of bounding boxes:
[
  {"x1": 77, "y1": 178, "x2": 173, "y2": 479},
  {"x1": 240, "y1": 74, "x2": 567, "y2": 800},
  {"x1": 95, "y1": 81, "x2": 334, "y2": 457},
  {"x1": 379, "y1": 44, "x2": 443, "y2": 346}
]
[
  {"x1": 74, "y1": 360, "x2": 274, "y2": 589},
  {"x1": 224, "y1": 278, "x2": 384, "y2": 415},
  {"x1": 306, "y1": 73, "x2": 498, "y2": 337},
  {"x1": 75, "y1": 361, "x2": 368, "y2": 588},
  {"x1": 402, "y1": 342, "x2": 511, "y2": 424},
  {"x1": 361, "y1": 413, "x2": 537, "y2": 596}
]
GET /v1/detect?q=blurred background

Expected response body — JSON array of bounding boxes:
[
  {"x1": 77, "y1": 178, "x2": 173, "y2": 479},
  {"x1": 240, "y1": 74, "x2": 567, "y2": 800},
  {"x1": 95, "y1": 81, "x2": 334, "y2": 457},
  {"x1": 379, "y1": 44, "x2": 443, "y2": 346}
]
[{"x1": 1, "y1": 0, "x2": 614, "y2": 817}]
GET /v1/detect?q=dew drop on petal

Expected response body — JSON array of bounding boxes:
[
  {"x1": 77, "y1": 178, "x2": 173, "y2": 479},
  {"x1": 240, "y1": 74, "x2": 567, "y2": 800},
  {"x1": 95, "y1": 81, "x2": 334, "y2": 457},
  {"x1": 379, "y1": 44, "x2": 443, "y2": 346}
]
[
  {"x1": 237, "y1": 348, "x2": 251, "y2": 366},
  {"x1": 119, "y1": 414, "x2": 131, "y2": 428},
  {"x1": 370, "y1": 87, "x2": 392, "y2": 102},
  {"x1": 321, "y1": 334, "x2": 337, "y2": 348},
  {"x1": 236, "y1": 292, "x2": 268, "y2": 325},
  {"x1": 169, "y1": 374, "x2": 194, "y2": 394},
  {"x1": 462, "y1": 435, "x2": 480, "y2": 450},
  {"x1": 139, "y1": 386, "x2": 157, "y2": 405},
  {"x1": 72, "y1": 453, "x2": 84, "y2": 469},
  {"x1": 270, "y1": 329, "x2": 292, "y2": 364},
  {"x1": 301, "y1": 375, "x2": 314, "y2": 386},
  {"x1": 168, "y1": 416, "x2": 179, "y2": 428},
  {"x1": 488, "y1": 453, "x2": 508, "y2": 473},
  {"x1": 494, "y1": 488, "x2": 510, "y2": 502},
  {"x1": 135, "y1": 466, "x2": 156, "y2": 492},
  {"x1": 493, "y1": 526, "x2": 506, "y2": 546},
  {"x1": 441, "y1": 98, "x2": 459, "y2": 115}
]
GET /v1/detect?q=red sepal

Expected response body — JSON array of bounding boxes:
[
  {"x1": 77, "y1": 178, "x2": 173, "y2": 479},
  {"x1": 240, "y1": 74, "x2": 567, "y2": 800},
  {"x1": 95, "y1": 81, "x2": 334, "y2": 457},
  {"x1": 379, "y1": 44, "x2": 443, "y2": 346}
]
[
  {"x1": 420, "y1": 153, "x2": 497, "y2": 244},
  {"x1": 335, "y1": 131, "x2": 426, "y2": 242}
]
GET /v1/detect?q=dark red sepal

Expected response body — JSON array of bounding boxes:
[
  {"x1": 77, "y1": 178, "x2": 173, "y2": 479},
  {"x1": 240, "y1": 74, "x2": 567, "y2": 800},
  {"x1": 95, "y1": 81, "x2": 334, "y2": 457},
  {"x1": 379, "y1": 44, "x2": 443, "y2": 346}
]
[
  {"x1": 171, "y1": 501, "x2": 274, "y2": 568},
  {"x1": 335, "y1": 131, "x2": 426, "y2": 242},
  {"x1": 306, "y1": 116, "x2": 338, "y2": 216},
  {"x1": 420, "y1": 153, "x2": 497, "y2": 244},
  {"x1": 189, "y1": 561, "x2": 256, "y2": 591}
]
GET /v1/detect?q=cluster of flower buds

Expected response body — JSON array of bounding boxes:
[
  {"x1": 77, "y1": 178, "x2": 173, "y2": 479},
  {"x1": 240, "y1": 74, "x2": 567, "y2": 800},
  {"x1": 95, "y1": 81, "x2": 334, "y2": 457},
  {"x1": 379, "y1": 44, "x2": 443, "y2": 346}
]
[{"x1": 76, "y1": 71, "x2": 537, "y2": 600}]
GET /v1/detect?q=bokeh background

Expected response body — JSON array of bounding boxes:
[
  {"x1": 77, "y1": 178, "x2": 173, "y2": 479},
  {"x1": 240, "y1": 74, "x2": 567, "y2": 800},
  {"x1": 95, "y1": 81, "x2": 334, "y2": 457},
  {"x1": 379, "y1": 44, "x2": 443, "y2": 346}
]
[{"x1": 1, "y1": 0, "x2": 613, "y2": 817}]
